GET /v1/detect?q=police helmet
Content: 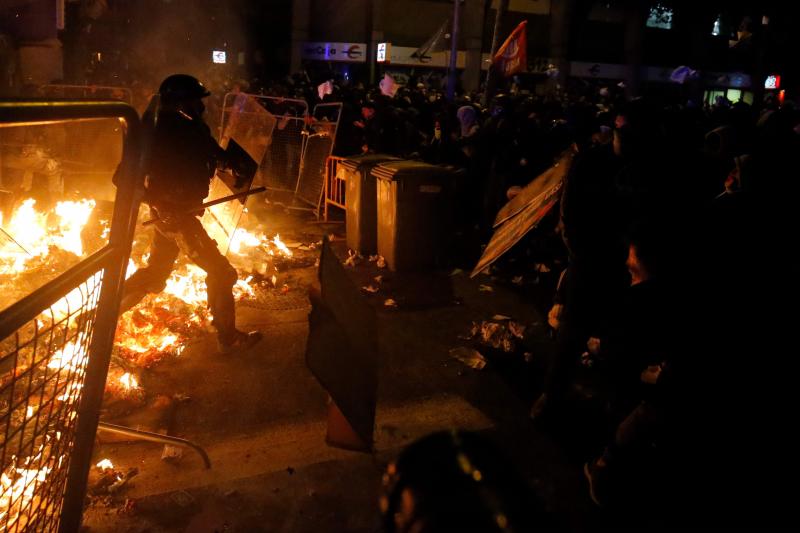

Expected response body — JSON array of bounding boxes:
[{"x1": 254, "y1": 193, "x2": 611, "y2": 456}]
[{"x1": 158, "y1": 74, "x2": 211, "y2": 103}]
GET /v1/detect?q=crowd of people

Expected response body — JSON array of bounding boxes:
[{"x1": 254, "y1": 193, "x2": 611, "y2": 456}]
[{"x1": 304, "y1": 73, "x2": 796, "y2": 528}]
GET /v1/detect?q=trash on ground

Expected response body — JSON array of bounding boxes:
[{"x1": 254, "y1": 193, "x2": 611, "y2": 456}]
[
  {"x1": 478, "y1": 284, "x2": 494, "y2": 293},
  {"x1": 449, "y1": 347, "x2": 487, "y2": 370},
  {"x1": 467, "y1": 319, "x2": 527, "y2": 353},
  {"x1": 344, "y1": 249, "x2": 362, "y2": 267},
  {"x1": 161, "y1": 445, "x2": 183, "y2": 463},
  {"x1": 384, "y1": 298, "x2": 398, "y2": 308},
  {"x1": 170, "y1": 490, "x2": 195, "y2": 508},
  {"x1": 361, "y1": 285, "x2": 379, "y2": 294}
]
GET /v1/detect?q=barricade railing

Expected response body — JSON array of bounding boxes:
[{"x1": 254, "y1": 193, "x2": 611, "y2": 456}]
[
  {"x1": 219, "y1": 93, "x2": 308, "y2": 192},
  {"x1": 324, "y1": 156, "x2": 348, "y2": 221},
  {"x1": 0, "y1": 100, "x2": 143, "y2": 533},
  {"x1": 293, "y1": 103, "x2": 343, "y2": 216},
  {"x1": 39, "y1": 85, "x2": 133, "y2": 105}
]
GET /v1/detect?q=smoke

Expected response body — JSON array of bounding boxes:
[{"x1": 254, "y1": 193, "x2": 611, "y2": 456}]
[{"x1": 115, "y1": 0, "x2": 249, "y2": 94}]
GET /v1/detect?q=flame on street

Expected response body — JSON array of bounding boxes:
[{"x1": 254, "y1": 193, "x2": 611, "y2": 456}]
[{"x1": 1, "y1": 195, "x2": 294, "y2": 530}]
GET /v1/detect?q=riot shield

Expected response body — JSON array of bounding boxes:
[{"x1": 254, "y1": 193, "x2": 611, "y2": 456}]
[{"x1": 202, "y1": 93, "x2": 274, "y2": 255}]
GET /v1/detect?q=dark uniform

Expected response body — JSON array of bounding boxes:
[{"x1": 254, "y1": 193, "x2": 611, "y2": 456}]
[{"x1": 121, "y1": 75, "x2": 257, "y2": 349}]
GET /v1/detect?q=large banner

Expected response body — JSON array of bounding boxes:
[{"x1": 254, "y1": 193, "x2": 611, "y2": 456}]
[
  {"x1": 493, "y1": 20, "x2": 528, "y2": 78},
  {"x1": 471, "y1": 148, "x2": 574, "y2": 278}
]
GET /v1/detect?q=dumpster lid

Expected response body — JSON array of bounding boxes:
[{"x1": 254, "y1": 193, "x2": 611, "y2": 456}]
[
  {"x1": 372, "y1": 160, "x2": 452, "y2": 181},
  {"x1": 340, "y1": 154, "x2": 401, "y2": 172}
]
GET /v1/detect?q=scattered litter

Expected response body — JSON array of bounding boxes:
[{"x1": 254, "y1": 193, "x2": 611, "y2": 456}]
[
  {"x1": 492, "y1": 314, "x2": 512, "y2": 321},
  {"x1": 368, "y1": 255, "x2": 379, "y2": 262},
  {"x1": 449, "y1": 347, "x2": 487, "y2": 370},
  {"x1": 161, "y1": 445, "x2": 183, "y2": 463},
  {"x1": 374, "y1": 275, "x2": 384, "y2": 284},
  {"x1": 281, "y1": 284, "x2": 290, "y2": 294},
  {"x1": 172, "y1": 392, "x2": 191, "y2": 402},
  {"x1": 512, "y1": 276, "x2": 524, "y2": 285},
  {"x1": 361, "y1": 285, "x2": 379, "y2": 294},
  {"x1": 344, "y1": 249, "x2": 362, "y2": 267},
  {"x1": 120, "y1": 498, "x2": 136, "y2": 515},
  {"x1": 450, "y1": 268, "x2": 464, "y2": 276},
  {"x1": 298, "y1": 245, "x2": 312, "y2": 251},
  {"x1": 108, "y1": 468, "x2": 138, "y2": 495},
  {"x1": 284, "y1": 241, "x2": 303, "y2": 249},
  {"x1": 376, "y1": 256, "x2": 387, "y2": 269},
  {"x1": 384, "y1": 298, "x2": 398, "y2": 308},
  {"x1": 170, "y1": 490, "x2": 195, "y2": 508},
  {"x1": 271, "y1": 275, "x2": 278, "y2": 287},
  {"x1": 467, "y1": 319, "x2": 527, "y2": 353},
  {"x1": 478, "y1": 285, "x2": 494, "y2": 293},
  {"x1": 535, "y1": 263, "x2": 551, "y2": 273},
  {"x1": 508, "y1": 321, "x2": 526, "y2": 339}
]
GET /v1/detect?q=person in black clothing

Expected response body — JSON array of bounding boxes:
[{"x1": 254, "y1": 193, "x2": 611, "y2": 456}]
[
  {"x1": 120, "y1": 74, "x2": 262, "y2": 353},
  {"x1": 531, "y1": 137, "x2": 628, "y2": 419},
  {"x1": 356, "y1": 99, "x2": 398, "y2": 155}
]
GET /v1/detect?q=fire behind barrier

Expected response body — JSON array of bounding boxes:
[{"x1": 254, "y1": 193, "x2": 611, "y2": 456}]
[{"x1": 0, "y1": 101, "x2": 142, "y2": 532}]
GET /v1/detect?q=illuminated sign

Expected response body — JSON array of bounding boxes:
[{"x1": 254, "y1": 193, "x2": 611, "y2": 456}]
[
  {"x1": 377, "y1": 42, "x2": 389, "y2": 63},
  {"x1": 301, "y1": 42, "x2": 367, "y2": 63},
  {"x1": 765, "y1": 75, "x2": 781, "y2": 90},
  {"x1": 212, "y1": 50, "x2": 227, "y2": 64}
]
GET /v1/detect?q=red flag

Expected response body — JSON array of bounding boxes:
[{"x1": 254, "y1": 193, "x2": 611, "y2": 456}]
[{"x1": 493, "y1": 21, "x2": 528, "y2": 78}]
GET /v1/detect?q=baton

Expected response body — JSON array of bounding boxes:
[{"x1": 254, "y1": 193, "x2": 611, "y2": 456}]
[{"x1": 142, "y1": 187, "x2": 266, "y2": 226}]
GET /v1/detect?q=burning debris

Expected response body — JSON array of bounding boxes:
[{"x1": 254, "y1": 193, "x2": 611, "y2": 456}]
[
  {"x1": 1, "y1": 201, "x2": 297, "y2": 414},
  {"x1": 89, "y1": 459, "x2": 138, "y2": 496},
  {"x1": 0, "y1": 190, "x2": 304, "y2": 528}
]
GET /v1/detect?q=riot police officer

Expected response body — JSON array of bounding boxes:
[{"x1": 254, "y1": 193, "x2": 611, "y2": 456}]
[{"x1": 121, "y1": 74, "x2": 261, "y2": 353}]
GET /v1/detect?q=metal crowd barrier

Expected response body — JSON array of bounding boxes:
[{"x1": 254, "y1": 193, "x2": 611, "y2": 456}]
[
  {"x1": 0, "y1": 101, "x2": 143, "y2": 532},
  {"x1": 293, "y1": 103, "x2": 343, "y2": 215},
  {"x1": 323, "y1": 156, "x2": 348, "y2": 221},
  {"x1": 219, "y1": 93, "x2": 308, "y2": 192},
  {"x1": 217, "y1": 94, "x2": 343, "y2": 218}
]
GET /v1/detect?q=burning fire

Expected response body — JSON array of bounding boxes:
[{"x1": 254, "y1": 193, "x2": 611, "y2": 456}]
[
  {"x1": 118, "y1": 373, "x2": 139, "y2": 391},
  {"x1": 1, "y1": 195, "x2": 295, "y2": 529},
  {"x1": 0, "y1": 441, "x2": 60, "y2": 532},
  {"x1": 0, "y1": 198, "x2": 96, "y2": 275}
]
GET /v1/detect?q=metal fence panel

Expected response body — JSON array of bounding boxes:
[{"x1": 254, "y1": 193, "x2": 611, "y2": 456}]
[
  {"x1": 293, "y1": 103, "x2": 342, "y2": 213},
  {"x1": 295, "y1": 133, "x2": 334, "y2": 211},
  {"x1": 0, "y1": 101, "x2": 142, "y2": 532},
  {"x1": 218, "y1": 94, "x2": 307, "y2": 192}
]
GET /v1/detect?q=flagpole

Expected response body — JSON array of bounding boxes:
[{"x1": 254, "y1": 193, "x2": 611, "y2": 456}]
[
  {"x1": 446, "y1": 0, "x2": 462, "y2": 101},
  {"x1": 482, "y1": 0, "x2": 509, "y2": 107}
]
